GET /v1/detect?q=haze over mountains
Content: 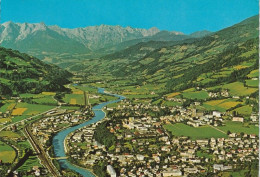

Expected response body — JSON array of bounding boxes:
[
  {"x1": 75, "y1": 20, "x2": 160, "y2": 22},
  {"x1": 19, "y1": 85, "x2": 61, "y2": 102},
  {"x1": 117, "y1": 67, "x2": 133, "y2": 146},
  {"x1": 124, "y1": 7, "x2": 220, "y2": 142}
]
[{"x1": 0, "y1": 21, "x2": 211, "y2": 60}]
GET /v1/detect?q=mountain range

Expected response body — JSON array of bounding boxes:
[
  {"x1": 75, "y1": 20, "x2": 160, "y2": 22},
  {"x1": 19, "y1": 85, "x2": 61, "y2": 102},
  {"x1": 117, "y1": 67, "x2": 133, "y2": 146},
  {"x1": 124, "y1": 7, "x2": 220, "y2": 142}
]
[{"x1": 0, "y1": 21, "x2": 211, "y2": 60}]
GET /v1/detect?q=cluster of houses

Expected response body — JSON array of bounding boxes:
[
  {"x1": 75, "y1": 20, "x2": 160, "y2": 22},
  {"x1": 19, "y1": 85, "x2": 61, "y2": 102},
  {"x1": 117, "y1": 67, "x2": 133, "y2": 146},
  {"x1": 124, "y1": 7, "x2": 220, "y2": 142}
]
[{"x1": 31, "y1": 108, "x2": 92, "y2": 148}]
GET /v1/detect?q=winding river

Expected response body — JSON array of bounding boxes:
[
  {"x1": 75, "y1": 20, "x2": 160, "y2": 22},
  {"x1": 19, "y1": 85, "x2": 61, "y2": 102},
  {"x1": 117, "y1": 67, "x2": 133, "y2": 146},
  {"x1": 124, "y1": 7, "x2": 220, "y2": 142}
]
[{"x1": 52, "y1": 88, "x2": 125, "y2": 177}]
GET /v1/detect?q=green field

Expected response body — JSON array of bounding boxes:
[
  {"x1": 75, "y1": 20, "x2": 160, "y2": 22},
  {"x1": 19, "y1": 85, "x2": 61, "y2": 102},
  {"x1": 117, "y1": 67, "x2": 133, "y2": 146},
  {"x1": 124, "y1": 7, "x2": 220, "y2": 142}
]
[
  {"x1": 0, "y1": 101, "x2": 16, "y2": 113},
  {"x1": 15, "y1": 103, "x2": 55, "y2": 116},
  {"x1": 0, "y1": 131, "x2": 22, "y2": 138},
  {"x1": 182, "y1": 90, "x2": 209, "y2": 100},
  {"x1": 162, "y1": 100, "x2": 181, "y2": 107},
  {"x1": 0, "y1": 118, "x2": 12, "y2": 124},
  {"x1": 202, "y1": 98, "x2": 243, "y2": 112},
  {"x1": 221, "y1": 82, "x2": 258, "y2": 96},
  {"x1": 17, "y1": 156, "x2": 42, "y2": 172},
  {"x1": 233, "y1": 105, "x2": 252, "y2": 116},
  {"x1": 196, "y1": 150, "x2": 213, "y2": 159},
  {"x1": 245, "y1": 79, "x2": 259, "y2": 87},
  {"x1": 220, "y1": 169, "x2": 258, "y2": 177},
  {"x1": 20, "y1": 93, "x2": 57, "y2": 105},
  {"x1": 0, "y1": 141, "x2": 16, "y2": 163},
  {"x1": 74, "y1": 84, "x2": 98, "y2": 93},
  {"x1": 163, "y1": 123, "x2": 227, "y2": 140},
  {"x1": 218, "y1": 121, "x2": 258, "y2": 135},
  {"x1": 247, "y1": 69, "x2": 259, "y2": 78},
  {"x1": 10, "y1": 103, "x2": 55, "y2": 123},
  {"x1": 32, "y1": 95, "x2": 57, "y2": 105}
]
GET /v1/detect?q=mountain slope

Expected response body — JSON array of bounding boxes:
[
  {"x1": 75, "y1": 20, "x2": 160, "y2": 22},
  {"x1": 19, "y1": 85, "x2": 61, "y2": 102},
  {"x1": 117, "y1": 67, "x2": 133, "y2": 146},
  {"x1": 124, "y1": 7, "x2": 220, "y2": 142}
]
[
  {"x1": 109, "y1": 15, "x2": 258, "y2": 92},
  {"x1": 0, "y1": 47, "x2": 72, "y2": 96}
]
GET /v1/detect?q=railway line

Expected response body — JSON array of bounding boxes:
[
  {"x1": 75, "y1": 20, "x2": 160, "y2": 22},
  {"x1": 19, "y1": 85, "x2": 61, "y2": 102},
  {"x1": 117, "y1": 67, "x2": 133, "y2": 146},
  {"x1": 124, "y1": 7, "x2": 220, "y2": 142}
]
[{"x1": 24, "y1": 124, "x2": 60, "y2": 177}]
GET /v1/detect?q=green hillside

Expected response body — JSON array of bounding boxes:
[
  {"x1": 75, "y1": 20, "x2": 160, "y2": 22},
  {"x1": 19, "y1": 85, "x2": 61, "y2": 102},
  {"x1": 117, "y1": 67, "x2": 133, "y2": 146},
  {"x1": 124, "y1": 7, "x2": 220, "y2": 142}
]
[
  {"x1": 84, "y1": 15, "x2": 258, "y2": 116},
  {"x1": 114, "y1": 16, "x2": 258, "y2": 88},
  {"x1": 0, "y1": 47, "x2": 72, "y2": 96}
]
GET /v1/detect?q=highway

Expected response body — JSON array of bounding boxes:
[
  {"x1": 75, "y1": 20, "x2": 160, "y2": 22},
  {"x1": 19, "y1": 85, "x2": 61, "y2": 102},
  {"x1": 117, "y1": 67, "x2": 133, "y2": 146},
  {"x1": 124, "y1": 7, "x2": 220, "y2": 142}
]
[{"x1": 24, "y1": 124, "x2": 61, "y2": 177}]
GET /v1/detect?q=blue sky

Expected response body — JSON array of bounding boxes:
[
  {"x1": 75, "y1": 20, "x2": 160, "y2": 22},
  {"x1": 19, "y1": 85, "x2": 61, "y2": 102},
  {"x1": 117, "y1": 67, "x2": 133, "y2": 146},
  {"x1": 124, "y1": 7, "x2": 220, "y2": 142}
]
[{"x1": 2, "y1": 0, "x2": 258, "y2": 34}]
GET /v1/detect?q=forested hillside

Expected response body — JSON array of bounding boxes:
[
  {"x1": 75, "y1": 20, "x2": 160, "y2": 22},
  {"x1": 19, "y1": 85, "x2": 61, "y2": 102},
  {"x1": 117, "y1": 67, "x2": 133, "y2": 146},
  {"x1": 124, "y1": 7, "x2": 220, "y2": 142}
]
[{"x1": 0, "y1": 47, "x2": 72, "y2": 96}]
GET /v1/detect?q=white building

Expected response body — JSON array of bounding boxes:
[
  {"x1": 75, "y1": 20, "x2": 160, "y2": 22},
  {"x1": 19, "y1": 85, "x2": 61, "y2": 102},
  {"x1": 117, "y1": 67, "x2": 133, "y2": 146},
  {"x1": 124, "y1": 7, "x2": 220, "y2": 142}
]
[
  {"x1": 213, "y1": 111, "x2": 222, "y2": 118},
  {"x1": 232, "y1": 117, "x2": 244, "y2": 122},
  {"x1": 107, "y1": 165, "x2": 116, "y2": 177}
]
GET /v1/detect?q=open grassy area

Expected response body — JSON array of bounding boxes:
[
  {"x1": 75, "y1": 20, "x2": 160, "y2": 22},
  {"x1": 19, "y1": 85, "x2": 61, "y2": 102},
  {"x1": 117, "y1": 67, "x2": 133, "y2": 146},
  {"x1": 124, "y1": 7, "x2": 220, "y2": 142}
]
[
  {"x1": 182, "y1": 90, "x2": 209, "y2": 100},
  {"x1": 247, "y1": 69, "x2": 259, "y2": 78},
  {"x1": 167, "y1": 92, "x2": 181, "y2": 98},
  {"x1": 12, "y1": 108, "x2": 27, "y2": 116},
  {"x1": 233, "y1": 105, "x2": 252, "y2": 116},
  {"x1": 245, "y1": 79, "x2": 259, "y2": 87},
  {"x1": 0, "y1": 101, "x2": 16, "y2": 113},
  {"x1": 0, "y1": 131, "x2": 22, "y2": 138},
  {"x1": 64, "y1": 94, "x2": 84, "y2": 105},
  {"x1": 75, "y1": 84, "x2": 98, "y2": 93},
  {"x1": 0, "y1": 118, "x2": 12, "y2": 124},
  {"x1": 0, "y1": 141, "x2": 16, "y2": 163},
  {"x1": 218, "y1": 121, "x2": 258, "y2": 135},
  {"x1": 41, "y1": 92, "x2": 56, "y2": 96},
  {"x1": 32, "y1": 95, "x2": 57, "y2": 105},
  {"x1": 20, "y1": 93, "x2": 57, "y2": 105},
  {"x1": 16, "y1": 103, "x2": 55, "y2": 116},
  {"x1": 162, "y1": 100, "x2": 181, "y2": 107},
  {"x1": 17, "y1": 156, "x2": 43, "y2": 172},
  {"x1": 163, "y1": 123, "x2": 227, "y2": 140},
  {"x1": 202, "y1": 98, "x2": 243, "y2": 112},
  {"x1": 196, "y1": 150, "x2": 213, "y2": 159},
  {"x1": 221, "y1": 82, "x2": 258, "y2": 96},
  {"x1": 220, "y1": 169, "x2": 258, "y2": 177}
]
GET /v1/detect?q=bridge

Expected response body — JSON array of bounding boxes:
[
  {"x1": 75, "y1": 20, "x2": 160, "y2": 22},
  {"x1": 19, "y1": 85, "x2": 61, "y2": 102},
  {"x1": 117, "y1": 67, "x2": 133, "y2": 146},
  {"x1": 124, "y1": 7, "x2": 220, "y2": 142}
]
[{"x1": 51, "y1": 157, "x2": 68, "y2": 160}]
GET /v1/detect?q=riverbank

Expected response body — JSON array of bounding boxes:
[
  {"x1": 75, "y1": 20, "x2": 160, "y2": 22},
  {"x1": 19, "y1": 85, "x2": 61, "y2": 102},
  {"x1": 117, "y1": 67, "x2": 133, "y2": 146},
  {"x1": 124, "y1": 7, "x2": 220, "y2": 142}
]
[{"x1": 52, "y1": 88, "x2": 125, "y2": 177}]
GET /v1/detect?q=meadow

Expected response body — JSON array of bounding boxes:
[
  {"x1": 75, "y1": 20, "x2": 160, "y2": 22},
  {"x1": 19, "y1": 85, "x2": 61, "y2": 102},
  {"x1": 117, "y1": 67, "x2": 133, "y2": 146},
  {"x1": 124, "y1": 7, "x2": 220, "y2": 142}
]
[
  {"x1": 0, "y1": 141, "x2": 16, "y2": 163},
  {"x1": 245, "y1": 79, "x2": 258, "y2": 87},
  {"x1": 17, "y1": 156, "x2": 43, "y2": 172},
  {"x1": 218, "y1": 121, "x2": 258, "y2": 135},
  {"x1": 202, "y1": 98, "x2": 243, "y2": 112},
  {"x1": 163, "y1": 123, "x2": 227, "y2": 140},
  {"x1": 247, "y1": 69, "x2": 259, "y2": 78},
  {"x1": 182, "y1": 90, "x2": 209, "y2": 100},
  {"x1": 221, "y1": 82, "x2": 257, "y2": 96},
  {"x1": 233, "y1": 105, "x2": 252, "y2": 116}
]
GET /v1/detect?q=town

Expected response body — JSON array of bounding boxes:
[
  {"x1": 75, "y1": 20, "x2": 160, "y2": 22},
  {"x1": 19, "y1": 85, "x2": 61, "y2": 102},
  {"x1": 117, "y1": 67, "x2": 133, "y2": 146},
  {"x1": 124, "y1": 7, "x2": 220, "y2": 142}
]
[{"x1": 64, "y1": 98, "x2": 258, "y2": 176}]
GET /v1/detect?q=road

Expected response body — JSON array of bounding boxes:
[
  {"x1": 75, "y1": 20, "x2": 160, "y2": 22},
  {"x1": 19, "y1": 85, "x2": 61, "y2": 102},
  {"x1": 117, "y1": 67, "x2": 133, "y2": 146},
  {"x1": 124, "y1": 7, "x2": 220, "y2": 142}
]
[{"x1": 24, "y1": 123, "x2": 60, "y2": 177}]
